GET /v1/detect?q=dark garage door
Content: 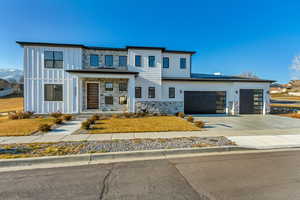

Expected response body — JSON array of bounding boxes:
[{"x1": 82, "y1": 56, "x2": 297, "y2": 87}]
[
  {"x1": 184, "y1": 91, "x2": 226, "y2": 114},
  {"x1": 239, "y1": 89, "x2": 263, "y2": 114}
]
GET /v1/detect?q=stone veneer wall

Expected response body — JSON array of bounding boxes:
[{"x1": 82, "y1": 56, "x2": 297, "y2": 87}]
[
  {"x1": 135, "y1": 101, "x2": 184, "y2": 114},
  {"x1": 82, "y1": 78, "x2": 128, "y2": 112},
  {"x1": 82, "y1": 49, "x2": 128, "y2": 69}
]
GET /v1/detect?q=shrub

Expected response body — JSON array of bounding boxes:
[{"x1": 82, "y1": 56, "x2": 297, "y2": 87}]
[
  {"x1": 38, "y1": 124, "x2": 51, "y2": 132},
  {"x1": 54, "y1": 118, "x2": 63, "y2": 124},
  {"x1": 177, "y1": 112, "x2": 185, "y2": 118},
  {"x1": 123, "y1": 112, "x2": 135, "y2": 118},
  {"x1": 81, "y1": 121, "x2": 91, "y2": 130},
  {"x1": 87, "y1": 118, "x2": 95, "y2": 124},
  {"x1": 136, "y1": 112, "x2": 146, "y2": 118},
  {"x1": 8, "y1": 111, "x2": 34, "y2": 120},
  {"x1": 63, "y1": 114, "x2": 73, "y2": 121},
  {"x1": 187, "y1": 116, "x2": 194, "y2": 123},
  {"x1": 111, "y1": 114, "x2": 121, "y2": 118},
  {"x1": 50, "y1": 112, "x2": 62, "y2": 118},
  {"x1": 8, "y1": 112, "x2": 18, "y2": 120},
  {"x1": 91, "y1": 114, "x2": 100, "y2": 121},
  {"x1": 194, "y1": 121, "x2": 205, "y2": 128}
]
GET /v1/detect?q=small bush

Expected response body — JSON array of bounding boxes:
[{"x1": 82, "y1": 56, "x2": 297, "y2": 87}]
[
  {"x1": 123, "y1": 112, "x2": 135, "y2": 118},
  {"x1": 91, "y1": 114, "x2": 100, "y2": 121},
  {"x1": 87, "y1": 118, "x2": 95, "y2": 124},
  {"x1": 177, "y1": 112, "x2": 185, "y2": 118},
  {"x1": 111, "y1": 114, "x2": 121, "y2": 118},
  {"x1": 81, "y1": 121, "x2": 91, "y2": 130},
  {"x1": 8, "y1": 111, "x2": 34, "y2": 120},
  {"x1": 194, "y1": 121, "x2": 205, "y2": 128},
  {"x1": 38, "y1": 124, "x2": 51, "y2": 132},
  {"x1": 63, "y1": 114, "x2": 73, "y2": 121},
  {"x1": 187, "y1": 116, "x2": 194, "y2": 123},
  {"x1": 8, "y1": 112, "x2": 18, "y2": 120},
  {"x1": 50, "y1": 112, "x2": 62, "y2": 118},
  {"x1": 136, "y1": 112, "x2": 146, "y2": 118},
  {"x1": 54, "y1": 118, "x2": 63, "y2": 124}
]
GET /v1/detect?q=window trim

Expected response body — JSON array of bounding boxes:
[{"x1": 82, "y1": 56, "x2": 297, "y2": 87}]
[
  {"x1": 148, "y1": 56, "x2": 155, "y2": 67},
  {"x1": 105, "y1": 82, "x2": 113, "y2": 91},
  {"x1": 169, "y1": 87, "x2": 175, "y2": 98},
  {"x1": 135, "y1": 87, "x2": 142, "y2": 98},
  {"x1": 90, "y1": 54, "x2": 99, "y2": 67},
  {"x1": 105, "y1": 55, "x2": 113, "y2": 67},
  {"x1": 163, "y1": 57, "x2": 169, "y2": 68},
  {"x1": 148, "y1": 87, "x2": 155, "y2": 98},
  {"x1": 135, "y1": 55, "x2": 142, "y2": 67},
  {"x1": 180, "y1": 58, "x2": 187, "y2": 69},
  {"x1": 119, "y1": 56, "x2": 127, "y2": 67},
  {"x1": 44, "y1": 51, "x2": 63, "y2": 69},
  {"x1": 44, "y1": 84, "x2": 63, "y2": 101},
  {"x1": 105, "y1": 96, "x2": 114, "y2": 105}
]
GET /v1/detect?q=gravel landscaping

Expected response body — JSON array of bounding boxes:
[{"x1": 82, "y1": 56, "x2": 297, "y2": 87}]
[{"x1": 0, "y1": 136, "x2": 235, "y2": 159}]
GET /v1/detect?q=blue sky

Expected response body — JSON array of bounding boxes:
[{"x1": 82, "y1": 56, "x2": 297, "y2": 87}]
[{"x1": 1, "y1": 0, "x2": 300, "y2": 83}]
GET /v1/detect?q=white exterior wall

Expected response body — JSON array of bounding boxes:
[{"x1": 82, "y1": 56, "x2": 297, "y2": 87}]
[
  {"x1": 23, "y1": 46, "x2": 82, "y2": 114},
  {"x1": 128, "y1": 49, "x2": 163, "y2": 101},
  {"x1": 162, "y1": 53, "x2": 191, "y2": 78},
  {"x1": 162, "y1": 81, "x2": 270, "y2": 115}
]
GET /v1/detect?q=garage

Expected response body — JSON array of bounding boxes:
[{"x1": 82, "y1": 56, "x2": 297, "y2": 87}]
[
  {"x1": 184, "y1": 91, "x2": 226, "y2": 114},
  {"x1": 239, "y1": 89, "x2": 264, "y2": 114}
]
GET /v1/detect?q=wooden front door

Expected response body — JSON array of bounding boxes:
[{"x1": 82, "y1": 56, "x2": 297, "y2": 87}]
[{"x1": 87, "y1": 83, "x2": 99, "y2": 109}]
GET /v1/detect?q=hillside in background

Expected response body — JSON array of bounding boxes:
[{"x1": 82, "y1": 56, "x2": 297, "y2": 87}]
[{"x1": 0, "y1": 68, "x2": 23, "y2": 83}]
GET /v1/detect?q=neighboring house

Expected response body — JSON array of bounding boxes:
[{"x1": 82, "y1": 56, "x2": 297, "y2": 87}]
[
  {"x1": 17, "y1": 41, "x2": 274, "y2": 115},
  {"x1": 270, "y1": 83, "x2": 287, "y2": 94},
  {"x1": 0, "y1": 78, "x2": 14, "y2": 97}
]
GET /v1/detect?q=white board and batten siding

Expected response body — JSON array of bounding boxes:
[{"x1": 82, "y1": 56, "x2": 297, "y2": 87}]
[
  {"x1": 162, "y1": 53, "x2": 191, "y2": 78},
  {"x1": 23, "y1": 46, "x2": 82, "y2": 114}
]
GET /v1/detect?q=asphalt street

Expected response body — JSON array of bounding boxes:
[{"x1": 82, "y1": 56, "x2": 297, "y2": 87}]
[{"x1": 1, "y1": 150, "x2": 300, "y2": 200}]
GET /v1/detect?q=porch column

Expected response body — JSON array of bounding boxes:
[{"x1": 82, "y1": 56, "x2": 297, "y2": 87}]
[{"x1": 128, "y1": 77, "x2": 135, "y2": 113}]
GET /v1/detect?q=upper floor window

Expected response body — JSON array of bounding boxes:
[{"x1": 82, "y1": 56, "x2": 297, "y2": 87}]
[
  {"x1": 135, "y1": 55, "x2": 141, "y2": 67},
  {"x1": 44, "y1": 51, "x2": 63, "y2": 69},
  {"x1": 119, "y1": 82, "x2": 127, "y2": 92},
  {"x1": 105, "y1": 55, "x2": 113, "y2": 66},
  {"x1": 105, "y1": 82, "x2": 113, "y2": 91},
  {"x1": 148, "y1": 87, "x2": 155, "y2": 98},
  {"x1": 163, "y1": 57, "x2": 169, "y2": 68},
  {"x1": 119, "y1": 56, "x2": 127, "y2": 67},
  {"x1": 180, "y1": 58, "x2": 186, "y2": 69},
  {"x1": 90, "y1": 54, "x2": 99, "y2": 67},
  {"x1": 148, "y1": 56, "x2": 155, "y2": 67},
  {"x1": 169, "y1": 87, "x2": 175, "y2": 98},
  {"x1": 135, "y1": 87, "x2": 142, "y2": 98},
  {"x1": 44, "y1": 84, "x2": 63, "y2": 101}
]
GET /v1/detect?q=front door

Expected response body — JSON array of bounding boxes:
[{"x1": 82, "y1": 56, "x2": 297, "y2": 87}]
[{"x1": 86, "y1": 83, "x2": 99, "y2": 109}]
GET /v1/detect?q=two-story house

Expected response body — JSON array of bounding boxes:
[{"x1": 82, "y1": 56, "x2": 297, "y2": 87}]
[{"x1": 17, "y1": 41, "x2": 274, "y2": 115}]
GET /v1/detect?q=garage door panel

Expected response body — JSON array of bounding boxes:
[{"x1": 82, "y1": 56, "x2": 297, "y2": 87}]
[{"x1": 240, "y1": 89, "x2": 263, "y2": 114}]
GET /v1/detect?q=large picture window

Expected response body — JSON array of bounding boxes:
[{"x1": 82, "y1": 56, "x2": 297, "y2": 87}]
[
  {"x1": 44, "y1": 84, "x2": 63, "y2": 101},
  {"x1": 44, "y1": 51, "x2": 63, "y2": 68}
]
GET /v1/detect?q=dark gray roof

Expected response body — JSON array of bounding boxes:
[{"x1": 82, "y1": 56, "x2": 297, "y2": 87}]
[
  {"x1": 16, "y1": 41, "x2": 196, "y2": 54},
  {"x1": 162, "y1": 73, "x2": 275, "y2": 83},
  {"x1": 66, "y1": 68, "x2": 138, "y2": 75}
]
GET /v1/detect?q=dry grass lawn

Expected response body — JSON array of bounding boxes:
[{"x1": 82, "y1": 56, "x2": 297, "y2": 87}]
[
  {"x1": 0, "y1": 97, "x2": 23, "y2": 113},
  {"x1": 271, "y1": 94, "x2": 300, "y2": 101},
  {"x1": 270, "y1": 103, "x2": 300, "y2": 108},
  {"x1": 89, "y1": 116, "x2": 200, "y2": 134},
  {"x1": 0, "y1": 116, "x2": 55, "y2": 136},
  {"x1": 278, "y1": 113, "x2": 300, "y2": 119}
]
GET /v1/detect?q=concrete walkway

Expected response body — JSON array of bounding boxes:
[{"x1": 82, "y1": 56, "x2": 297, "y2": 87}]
[{"x1": 43, "y1": 119, "x2": 83, "y2": 136}]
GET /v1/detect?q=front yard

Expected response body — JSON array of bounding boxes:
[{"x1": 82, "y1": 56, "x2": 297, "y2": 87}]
[
  {"x1": 88, "y1": 116, "x2": 200, "y2": 134},
  {"x1": 0, "y1": 116, "x2": 55, "y2": 136},
  {"x1": 0, "y1": 97, "x2": 23, "y2": 113}
]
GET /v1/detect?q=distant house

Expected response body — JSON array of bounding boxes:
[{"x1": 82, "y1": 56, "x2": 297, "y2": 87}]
[
  {"x1": 270, "y1": 83, "x2": 287, "y2": 94},
  {"x1": 0, "y1": 79, "x2": 14, "y2": 97}
]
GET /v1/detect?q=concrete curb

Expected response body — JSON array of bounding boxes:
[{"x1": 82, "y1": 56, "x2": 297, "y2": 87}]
[{"x1": 0, "y1": 146, "x2": 248, "y2": 168}]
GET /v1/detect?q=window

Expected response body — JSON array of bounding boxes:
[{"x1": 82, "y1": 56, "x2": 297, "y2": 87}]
[
  {"x1": 90, "y1": 54, "x2": 99, "y2": 66},
  {"x1": 135, "y1": 55, "x2": 141, "y2": 67},
  {"x1": 105, "y1": 96, "x2": 113, "y2": 105},
  {"x1": 180, "y1": 58, "x2": 186, "y2": 69},
  {"x1": 148, "y1": 56, "x2": 155, "y2": 67},
  {"x1": 105, "y1": 55, "x2": 113, "y2": 66},
  {"x1": 44, "y1": 84, "x2": 63, "y2": 101},
  {"x1": 148, "y1": 87, "x2": 155, "y2": 98},
  {"x1": 119, "y1": 56, "x2": 127, "y2": 67},
  {"x1": 119, "y1": 82, "x2": 127, "y2": 92},
  {"x1": 163, "y1": 57, "x2": 169, "y2": 68},
  {"x1": 44, "y1": 51, "x2": 63, "y2": 68},
  {"x1": 169, "y1": 87, "x2": 175, "y2": 98},
  {"x1": 135, "y1": 87, "x2": 142, "y2": 98},
  {"x1": 105, "y1": 82, "x2": 113, "y2": 91},
  {"x1": 119, "y1": 96, "x2": 127, "y2": 104}
]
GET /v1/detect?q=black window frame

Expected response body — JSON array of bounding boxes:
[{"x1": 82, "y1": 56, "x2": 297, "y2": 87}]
[
  {"x1": 119, "y1": 96, "x2": 127, "y2": 104},
  {"x1": 90, "y1": 54, "x2": 99, "y2": 67},
  {"x1": 44, "y1": 51, "x2": 63, "y2": 69},
  {"x1": 105, "y1": 82, "x2": 113, "y2": 91},
  {"x1": 119, "y1": 56, "x2": 127, "y2": 67},
  {"x1": 44, "y1": 84, "x2": 63, "y2": 101},
  {"x1": 135, "y1": 55, "x2": 141, "y2": 67},
  {"x1": 135, "y1": 87, "x2": 142, "y2": 98},
  {"x1": 105, "y1": 96, "x2": 113, "y2": 105},
  {"x1": 148, "y1": 87, "x2": 155, "y2": 98},
  {"x1": 119, "y1": 82, "x2": 127, "y2": 92},
  {"x1": 163, "y1": 57, "x2": 169, "y2": 68},
  {"x1": 180, "y1": 58, "x2": 187, "y2": 69},
  {"x1": 148, "y1": 56, "x2": 155, "y2": 67},
  {"x1": 105, "y1": 55, "x2": 113, "y2": 66},
  {"x1": 169, "y1": 87, "x2": 175, "y2": 98}
]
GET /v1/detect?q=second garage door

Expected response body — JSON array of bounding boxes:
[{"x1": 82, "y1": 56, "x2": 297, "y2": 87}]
[{"x1": 184, "y1": 91, "x2": 226, "y2": 114}]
